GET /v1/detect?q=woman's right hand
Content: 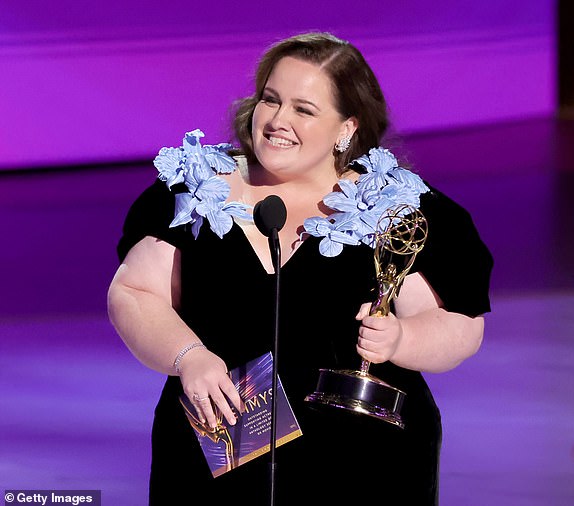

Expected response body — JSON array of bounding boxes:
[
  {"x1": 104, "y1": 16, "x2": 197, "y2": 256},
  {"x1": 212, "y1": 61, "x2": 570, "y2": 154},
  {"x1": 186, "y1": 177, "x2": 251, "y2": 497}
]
[{"x1": 178, "y1": 347, "x2": 244, "y2": 429}]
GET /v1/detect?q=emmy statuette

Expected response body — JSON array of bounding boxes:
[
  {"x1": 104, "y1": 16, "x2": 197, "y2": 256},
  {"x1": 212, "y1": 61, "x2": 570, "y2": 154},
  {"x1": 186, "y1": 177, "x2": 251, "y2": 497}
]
[{"x1": 305, "y1": 204, "x2": 428, "y2": 428}]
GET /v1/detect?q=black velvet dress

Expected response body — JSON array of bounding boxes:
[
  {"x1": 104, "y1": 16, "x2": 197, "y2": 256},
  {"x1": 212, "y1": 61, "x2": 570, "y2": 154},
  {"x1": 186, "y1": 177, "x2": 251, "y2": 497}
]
[{"x1": 117, "y1": 178, "x2": 493, "y2": 506}]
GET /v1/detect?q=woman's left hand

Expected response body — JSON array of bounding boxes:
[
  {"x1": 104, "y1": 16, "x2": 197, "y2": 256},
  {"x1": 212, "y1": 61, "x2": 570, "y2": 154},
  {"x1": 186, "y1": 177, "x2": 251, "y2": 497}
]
[{"x1": 355, "y1": 302, "x2": 403, "y2": 364}]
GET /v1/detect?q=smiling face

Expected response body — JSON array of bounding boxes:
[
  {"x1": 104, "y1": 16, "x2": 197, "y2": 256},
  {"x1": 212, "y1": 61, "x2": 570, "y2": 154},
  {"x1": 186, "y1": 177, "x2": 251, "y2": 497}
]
[{"x1": 251, "y1": 56, "x2": 357, "y2": 182}]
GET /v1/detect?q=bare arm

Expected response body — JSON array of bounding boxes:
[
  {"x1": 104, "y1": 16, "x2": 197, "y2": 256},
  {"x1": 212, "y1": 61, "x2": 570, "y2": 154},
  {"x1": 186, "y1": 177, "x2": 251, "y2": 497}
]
[
  {"x1": 107, "y1": 236, "x2": 191, "y2": 374},
  {"x1": 356, "y1": 272, "x2": 484, "y2": 373},
  {"x1": 107, "y1": 236, "x2": 242, "y2": 427}
]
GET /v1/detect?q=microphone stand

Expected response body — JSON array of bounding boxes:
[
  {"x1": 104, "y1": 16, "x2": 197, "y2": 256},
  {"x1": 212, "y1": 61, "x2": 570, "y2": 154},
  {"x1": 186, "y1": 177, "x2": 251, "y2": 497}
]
[
  {"x1": 269, "y1": 227, "x2": 281, "y2": 506},
  {"x1": 253, "y1": 194, "x2": 286, "y2": 506}
]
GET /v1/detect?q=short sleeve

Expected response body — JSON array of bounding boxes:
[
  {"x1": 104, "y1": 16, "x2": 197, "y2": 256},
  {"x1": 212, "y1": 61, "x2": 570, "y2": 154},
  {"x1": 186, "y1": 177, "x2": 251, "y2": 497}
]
[
  {"x1": 116, "y1": 178, "x2": 187, "y2": 262},
  {"x1": 410, "y1": 184, "x2": 494, "y2": 317}
]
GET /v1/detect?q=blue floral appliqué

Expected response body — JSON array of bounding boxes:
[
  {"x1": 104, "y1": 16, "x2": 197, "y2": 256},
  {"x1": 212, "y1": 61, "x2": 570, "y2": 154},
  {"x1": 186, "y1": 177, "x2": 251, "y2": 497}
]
[
  {"x1": 153, "y1": 129, "x2": 252, "y2": 238},
  {"x1": 303, "y1": 147, "x2": 429, "y2": 257},
  {"x1": 154, "y1": 131, "x2": 428, "y2": 256}
]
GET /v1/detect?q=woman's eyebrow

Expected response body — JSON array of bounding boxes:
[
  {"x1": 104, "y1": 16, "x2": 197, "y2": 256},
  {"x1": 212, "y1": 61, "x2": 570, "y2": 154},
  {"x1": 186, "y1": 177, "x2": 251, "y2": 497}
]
[{"x1": 264, "y1": 86, "x2": 320, "y2": 111}]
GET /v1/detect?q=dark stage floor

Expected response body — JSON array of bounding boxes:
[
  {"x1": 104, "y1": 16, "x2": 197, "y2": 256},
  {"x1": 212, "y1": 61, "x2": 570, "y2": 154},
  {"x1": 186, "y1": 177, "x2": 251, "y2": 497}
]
[{"x1": 1, "y1": 117, "x2": 573, "y2": 505}]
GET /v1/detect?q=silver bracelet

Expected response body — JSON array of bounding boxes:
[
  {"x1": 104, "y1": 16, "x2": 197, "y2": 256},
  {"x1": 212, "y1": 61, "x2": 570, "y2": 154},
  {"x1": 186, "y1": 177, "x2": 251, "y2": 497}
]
[{"x1": 173, "y1": 342, "x2": 206, "y2": 374}]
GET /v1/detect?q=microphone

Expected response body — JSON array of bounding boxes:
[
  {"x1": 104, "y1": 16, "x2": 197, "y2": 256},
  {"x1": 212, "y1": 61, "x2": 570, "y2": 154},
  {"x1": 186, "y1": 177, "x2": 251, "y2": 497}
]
[
  {"x1": 253, "y1": 195, "x2": 287, "y2": 270},
  {"x1": 253, "y1": 194, "x2": 287, "y2": 236},
  {"x1": 253, "y1": 195, "x2": 286, "y2": 506}
]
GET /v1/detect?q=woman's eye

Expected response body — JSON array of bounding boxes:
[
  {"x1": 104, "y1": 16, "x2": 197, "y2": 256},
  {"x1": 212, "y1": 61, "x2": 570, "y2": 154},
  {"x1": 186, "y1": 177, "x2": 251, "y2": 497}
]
[
  {"x1": 296, "y1": 107, "x2": 314, "y2": 116},
  {"x1": 261, "y1": 95, "x2": 279, "y2": 105}
]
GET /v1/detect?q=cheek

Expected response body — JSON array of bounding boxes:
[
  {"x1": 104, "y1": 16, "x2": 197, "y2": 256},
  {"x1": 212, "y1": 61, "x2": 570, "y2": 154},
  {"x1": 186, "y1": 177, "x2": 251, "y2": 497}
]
[
  {"x1": 251, "y1": 104, "x2": 266, "y2": 132},
  {"x1": 251, "y1": 107, "x2": 266, "y2": 155}
]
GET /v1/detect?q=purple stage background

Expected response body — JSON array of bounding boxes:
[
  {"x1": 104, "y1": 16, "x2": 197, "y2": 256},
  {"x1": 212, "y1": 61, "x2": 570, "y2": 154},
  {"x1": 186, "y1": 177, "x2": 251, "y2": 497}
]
[
  {"x1": 1, "y1": 2, "x2": 573, "y2": 505},
  {"x1": 0, "y1": 0, "x2": 555, "y2": 170}
]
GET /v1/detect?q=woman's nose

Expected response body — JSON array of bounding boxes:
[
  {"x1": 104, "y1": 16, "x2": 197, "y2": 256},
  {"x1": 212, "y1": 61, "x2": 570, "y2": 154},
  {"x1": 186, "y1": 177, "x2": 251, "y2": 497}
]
[{"x1": 268, "y1": 105, "x2": 290, "y2": 130}]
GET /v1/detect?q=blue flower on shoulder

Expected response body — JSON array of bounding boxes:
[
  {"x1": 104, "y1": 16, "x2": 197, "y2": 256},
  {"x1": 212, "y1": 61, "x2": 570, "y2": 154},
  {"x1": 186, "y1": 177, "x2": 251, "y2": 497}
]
[
  {"x1": 153, "y1": 129, "x2": 252, "y2": 238},
  {"x1": 303, "y1": 147, "x2": 429, "y2": 257},
  {"x1": 154, "y1": 132, "x2": 429, "y2": 256}
]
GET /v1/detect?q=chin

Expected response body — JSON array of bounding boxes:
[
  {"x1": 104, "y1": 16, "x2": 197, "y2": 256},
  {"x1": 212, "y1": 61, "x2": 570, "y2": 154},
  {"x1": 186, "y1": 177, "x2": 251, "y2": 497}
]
[{"x1": 255, "y1": 150, "x2": 295, "y2": 172}]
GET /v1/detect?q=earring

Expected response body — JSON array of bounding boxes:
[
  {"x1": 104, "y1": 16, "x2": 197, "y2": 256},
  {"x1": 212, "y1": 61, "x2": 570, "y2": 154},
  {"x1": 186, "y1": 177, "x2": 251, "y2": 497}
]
[{"x1": 335, "y1": 136, "x2": 351, "y2": 153}]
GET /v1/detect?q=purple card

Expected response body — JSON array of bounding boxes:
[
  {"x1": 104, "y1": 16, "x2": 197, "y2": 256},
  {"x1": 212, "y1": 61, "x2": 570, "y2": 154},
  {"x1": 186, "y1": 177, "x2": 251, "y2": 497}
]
[{"x1": 180, "y1": 352, "x2": 302, "y2": 477}]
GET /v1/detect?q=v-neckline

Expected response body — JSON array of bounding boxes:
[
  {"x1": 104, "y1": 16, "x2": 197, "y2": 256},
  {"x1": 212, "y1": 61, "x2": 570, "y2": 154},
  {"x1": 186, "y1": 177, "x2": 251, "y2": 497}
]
[{"x1": 232, "y1": 218, "x2": 312, "y2": 275}]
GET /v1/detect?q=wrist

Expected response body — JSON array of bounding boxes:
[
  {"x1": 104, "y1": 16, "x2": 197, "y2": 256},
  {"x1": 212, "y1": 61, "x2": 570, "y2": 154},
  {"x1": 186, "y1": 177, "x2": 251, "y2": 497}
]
[{"x1": 173, "y1": 342, "x2": 206, "y2": 375}]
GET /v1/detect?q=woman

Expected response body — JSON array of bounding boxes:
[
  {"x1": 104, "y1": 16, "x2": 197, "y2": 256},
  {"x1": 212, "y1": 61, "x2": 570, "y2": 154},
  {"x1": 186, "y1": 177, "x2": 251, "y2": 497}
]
[{"x1": 108, "y1": 32, "x2": 493, "y2": 505}]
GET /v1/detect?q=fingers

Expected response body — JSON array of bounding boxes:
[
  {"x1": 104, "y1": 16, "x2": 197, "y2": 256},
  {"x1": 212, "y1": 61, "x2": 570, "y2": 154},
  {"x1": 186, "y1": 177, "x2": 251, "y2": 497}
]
[
  {"x1": 357, "y1": 313, "x2": 402, "y2": 364},
  {"x1": 355, "y1": 302, "x2": 372, "y2": 320},
  {"x1": 187, "y1": 377, "x2": 244, "y2": 429},
  {"x1": 211, "y1": 388, "x2": 241, "y2": 427},
  {"x1": 180, "y1": 350, "x2": 244, "y2": 429},
  {"x1": 190, "y1": 395, "x2": 211, "y2": 424},
  {"x1": 190, "y1": 393, "x2": 233, "y2": 429},
  {"x1": 220, "y1": 379, "x2": 245, "y2": 414}
]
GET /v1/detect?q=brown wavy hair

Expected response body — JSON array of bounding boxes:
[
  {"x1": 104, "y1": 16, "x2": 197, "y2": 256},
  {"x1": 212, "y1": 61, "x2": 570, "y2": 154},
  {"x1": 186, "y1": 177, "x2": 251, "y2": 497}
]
[{"x1": 230, "y1": 32, "x2": 390, "y2": 176}]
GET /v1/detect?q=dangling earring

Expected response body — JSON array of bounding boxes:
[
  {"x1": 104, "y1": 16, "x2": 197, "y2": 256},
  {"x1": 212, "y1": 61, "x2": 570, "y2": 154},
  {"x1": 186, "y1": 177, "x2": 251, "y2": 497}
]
[{"x1": 335, "y1": 135, "x2": 351, "y2": 153}]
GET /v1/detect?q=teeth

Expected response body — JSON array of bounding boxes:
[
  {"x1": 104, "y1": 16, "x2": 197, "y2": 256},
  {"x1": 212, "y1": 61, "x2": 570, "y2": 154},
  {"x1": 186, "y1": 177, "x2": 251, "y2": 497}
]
[{"x1": 268, "y1": 136, "x2": 295, "y2": 147}]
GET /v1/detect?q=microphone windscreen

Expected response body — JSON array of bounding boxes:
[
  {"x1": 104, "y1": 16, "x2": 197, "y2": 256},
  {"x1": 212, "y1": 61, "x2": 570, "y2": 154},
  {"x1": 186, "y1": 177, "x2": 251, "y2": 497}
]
[{"x1": 253, "y1": 195, "x2": 287, "y2": 237}]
